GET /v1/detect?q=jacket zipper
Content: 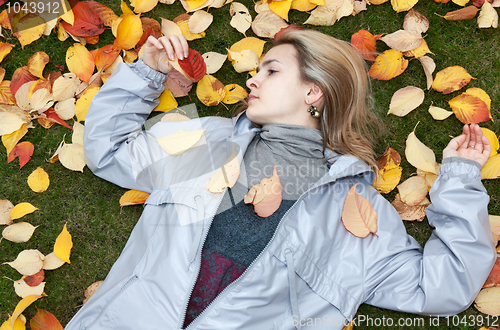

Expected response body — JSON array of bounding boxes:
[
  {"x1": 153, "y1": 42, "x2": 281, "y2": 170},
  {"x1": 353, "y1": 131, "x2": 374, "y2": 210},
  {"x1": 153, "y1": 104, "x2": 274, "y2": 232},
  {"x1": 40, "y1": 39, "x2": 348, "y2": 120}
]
[{"x1": 183, "y1": 179, "x2": 334, "y2": 330}]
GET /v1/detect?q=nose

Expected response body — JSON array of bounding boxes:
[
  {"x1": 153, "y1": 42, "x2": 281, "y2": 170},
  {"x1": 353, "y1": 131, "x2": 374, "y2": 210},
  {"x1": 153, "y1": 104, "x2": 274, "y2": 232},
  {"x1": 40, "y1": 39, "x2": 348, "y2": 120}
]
[{"x1": 246, "y1": 74, "x2": 259, "y2": 90}]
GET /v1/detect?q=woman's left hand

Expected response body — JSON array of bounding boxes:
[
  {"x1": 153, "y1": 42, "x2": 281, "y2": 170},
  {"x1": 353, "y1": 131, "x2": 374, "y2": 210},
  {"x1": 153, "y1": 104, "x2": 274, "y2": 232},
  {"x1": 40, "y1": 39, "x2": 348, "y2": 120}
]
[{"x1": 443, "y1": 123, "x2": 491, "y2": 168}]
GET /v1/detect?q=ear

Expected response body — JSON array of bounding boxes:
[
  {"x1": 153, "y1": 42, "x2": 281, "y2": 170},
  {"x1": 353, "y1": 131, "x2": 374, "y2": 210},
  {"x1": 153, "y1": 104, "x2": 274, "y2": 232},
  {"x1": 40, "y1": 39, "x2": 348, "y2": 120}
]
[{"x1": 305, "y1": 84, "x2": 323, "y2": 105}]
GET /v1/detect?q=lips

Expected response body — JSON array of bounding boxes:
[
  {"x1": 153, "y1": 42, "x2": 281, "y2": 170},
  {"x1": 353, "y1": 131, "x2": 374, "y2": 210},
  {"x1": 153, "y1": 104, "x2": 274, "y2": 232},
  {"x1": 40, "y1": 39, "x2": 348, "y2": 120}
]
[{"x1": 248, "y1": 94, "x2": 257, "y2": 101}]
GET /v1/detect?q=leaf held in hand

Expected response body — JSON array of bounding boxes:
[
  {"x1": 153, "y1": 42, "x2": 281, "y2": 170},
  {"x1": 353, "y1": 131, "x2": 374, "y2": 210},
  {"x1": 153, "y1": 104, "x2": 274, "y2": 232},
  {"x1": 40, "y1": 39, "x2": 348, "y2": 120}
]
[
  {"x1": 172, "y1": 48, "x2": 207, "y2": 82},
  {"x1": 27, "y1": 167, "x2": 50, "y2": 193},
  {"x1": 54, "y1": 223, "x2": 73, "y2": 264},
  {"x1": 244, "y1": 164, "x2": 282, "y2": 217},
  {"x1": 341, "y1": 182, "x2": 378, "y2": 238},
  {"x1": 119, "y1": 190, "x2": 151, "y2": 206}
]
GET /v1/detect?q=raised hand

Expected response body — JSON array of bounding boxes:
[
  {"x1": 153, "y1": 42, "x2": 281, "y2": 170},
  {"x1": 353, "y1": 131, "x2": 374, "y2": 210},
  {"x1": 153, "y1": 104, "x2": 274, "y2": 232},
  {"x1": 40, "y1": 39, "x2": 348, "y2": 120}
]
[
  {"x1": 443, "y1": 123, "x2": 491, "y2": 168},
  {"x1": 142, "y1": 35, "x2": 189, "y2": 74}
]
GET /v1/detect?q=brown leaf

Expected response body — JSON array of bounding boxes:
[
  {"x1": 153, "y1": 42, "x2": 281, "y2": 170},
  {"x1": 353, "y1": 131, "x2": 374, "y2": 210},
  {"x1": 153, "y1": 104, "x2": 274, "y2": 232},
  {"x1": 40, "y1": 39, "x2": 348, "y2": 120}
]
[
  {"x1": 444, "y1": 5, "x2": 480, "y2": 20},
  {"x1": 341, "y1": 182, "x2": 378, "y2": 238},
  {"x1": 141, "y1": 17, "x2": 162, "y2": 36},
  {"x1": 165, "y1": 70, "x2": 193, "y2": 97},
  {"x1": 391, "y1": 193, "x2": 429, "y2": 221},
  {"x1": 83, "y1": 280, "x2": 104, "y2": 304},
  {"x1": 23, "y1": 269, "x2": 44, "y2": 287},
  {"x1": 85, "y1": 0, "x2": 119, "y2": 27}
]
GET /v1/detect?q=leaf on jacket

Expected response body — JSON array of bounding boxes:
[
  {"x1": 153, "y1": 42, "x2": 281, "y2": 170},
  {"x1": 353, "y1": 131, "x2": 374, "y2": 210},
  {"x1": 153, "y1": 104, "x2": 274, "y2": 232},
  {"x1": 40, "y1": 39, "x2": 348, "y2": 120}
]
[
  {"x1": 230, "y1": 2, "x2": 252, "y2": 35},
  {"x1": 403, "y1": 9, "x2": 429, "y2": 34},
  {"x1": 388, "y1": 86, "x2": 425, "y2": 117},
  {"x1": 161, "y1": 112, "x2": 190, "y2": 122},
  {"x1": 42, "y1": 252, "x2": 65, "y2": 271},
  {"x1": 83, "y1": 280, "x2": 104, "y2": 304},
  {"x1": 244, "y1": 164, "x2": 282, "y2": 217},
  {"x1": 75, "y1": 85, "x2": 100, "y2": 122},
  {"x1": 391, "y1": 193, "x2": 429, "y2": 221},
  {"x1": 373, "y1": 147, "x2": 402, "y2": 194},
  {"x1": 54, "y1": 223, "x2": 73, "y2": 264},
  {"x1": 391, "y1": 0, "x2": 418, "y2": 12},
  {"x1": 154, "y1": 89, "x2": 178, "y2": 112},
  {"x1": 113, "y1": 14, "x2": 143, "y2": 50},
  {"x1": 368, "y1": 49, "x2": 408, "y2": 80},
  {"x1": 66, "y1": 43, "x2": 95, "y2": 84},
  {"x1": 252, "y1": 10, "x2": 288, "y2": 38},
  {"x1": 14, "y1": 278, "x2": 45, "y2": 298},
  {"x1": 2, "y1": 222, "x2": 38, "y2": 243},
  {"x1": 351, "y1": 30, "x2": 381, "y2": 61},
  {"x1": 380, "y1": 30, "x2": 423, "y2": 52},
  {"x1": 223, "y1": 84, "x2": 248, "y2": 104},
  {"x1": 341, "y1": 182, "x2": 378, "y2": 238},
  {"x1": 205, "y1": 148, "x2": 240, "y2": 193},
  {"x1": 431, "y1": 66, "x2": 474, "y2": 94},
  {"x1": 202, "y1": 52, "x2": 227, "y2": 75},
  {"x1": 10, "y1": 294, "x2": 45, "y2": 328},
  {"x1": 478, "y1": 1, "x2": 498, "y2": 28},
  {"x1": 8, "y1": 141, "x2": 35, "y2": 169},
  {"x1": 428, "y1": 105, "x2": 453, "y2": 120},
  {"x1": 30, "y1": 308, "x2": 64, "y2": 330},
  {"x1": 396, "y1": 176, "x2": 428, "y2": 206},
  {"x1": 482, "y1": 154, "x2": 500, "y2": 179},
  {"x1": 27, "y1": 167, "x2": 50, "y2": 193},
  {"x1": 4, "y1": 249, "x2": 44, "y2": 276},
  {"x1": 196, "y1": 75, "x2": 226, "y2": 106},
  {"x1": 448, "y1": 93, "x2": 491, "y2": 124},
  {"x1": 405, "y1": 128, "x2": 439, "y2": 174},
  {"x1": 475, "y1": 287, "x2": 500, "y2": 315},
  {"x1": 0, "y1": 199, "x2": 14, "y2": 225},
  {"x1": 444, "y1": 5, "x2": 480, "y2": 20},
  {"x1": 483, "y1": 254, "x2": 500, "y2": 288},
  {"x1": 481, "y1": 127, "x2": 499, "y2": 157},
  {"x1": 23, "y1": 269, "x2": 44, "y2": 287},
  {"x1": 27, "y1": 52, "x2": 49, "y2": 79},
  {"x1": 489, "y1": 215, "x2": 500, "y2": 246},
  {"x1": 417, "y1": 55, "x2": 435, "y2": 90},
  {"x1": 188, "y1": 10, "x2": 213, "y2": 34},
  {"x1": 2, "y1": 124, "x2": 28, "y2": 155},
  {"x1": 153, "y1": 129, "x2": 206, "y2": 155},
  {"x1": 119, "y1": 190, "x2": 151, "y2": 207}
]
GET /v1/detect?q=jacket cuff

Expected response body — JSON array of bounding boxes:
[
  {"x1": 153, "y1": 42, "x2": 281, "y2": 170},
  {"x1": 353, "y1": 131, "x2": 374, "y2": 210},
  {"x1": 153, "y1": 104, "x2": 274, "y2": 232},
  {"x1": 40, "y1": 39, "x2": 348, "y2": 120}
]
[
  {"x1": 439, "y1": 157, "x2": 482, "y2": 180},
  {"x1": 442, "y1": 157, "x2": 482, "y2": 171},
  {"x1": 128, "y1": 59, "x2": 167, "y2": 90}
]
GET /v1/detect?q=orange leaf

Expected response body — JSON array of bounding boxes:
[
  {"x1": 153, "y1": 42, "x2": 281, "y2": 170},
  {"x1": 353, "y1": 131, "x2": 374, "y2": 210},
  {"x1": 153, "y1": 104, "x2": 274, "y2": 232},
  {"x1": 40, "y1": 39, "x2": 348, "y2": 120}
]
[
  {"x1": 431, "y1": 65, "x2": 474, "y2": 94},
  {"x1": 448, "y1": 93, "x2": 492, "y2": 124},
  {"x1": 39, "y1": 108, "x2": 73, "y2": 129},
  {"x1": 85, "y1": 0, "x2": 119, "y2": 27},
  {"x1": 11, "y1": 66, "x2": 37, "y2": 96},
  {"x1": 483, "y1": 255, "x2": 500, "y2": 288},
  {"x1": 351, "y1": 30, "x2": 380, "y2": 61},
  {"x1": 0, "y1": 41, "x2": 14, "y2": 63},
  {"x1": 95, "y1": 45, "x2": 120, "y2": 71},
  {"x1": 0, "y1": 9, "x2": 11, "y2": 30},
  {"x1": 244, "y1": 164, "x2": 282, "y2": 217},
  {"x1": 59, "y1": 0, "x2": 105, "y2": 37},
  {"x1": 0, "y1": 80, "x2": 16, "y2": 104},
  {"x1": 368, "y1": 49, "x2": 408, "y2": 80},
  {"x1": 196, "y1": 75, "x2": 225, "y2": 106},
  {"x1": 66, "y1": 43, "x2": 95, "y2": 84},
  {"x1": 28, "y1": 52, "x2": 50, "y2": 79},
  {"x1": 23, "y1": 269, "x2": 44, "y2": 287},
  {"x1": 8, "y1": 141, "x2": 34, "y2": 169},
  {"x1": 113, "y1": 14, "x2": 143, "y2": 50},
  {"x1": 11, "y1": 294, "x2": 45, "y2": 328},
  {"x1": 30, "y1": 308, "x2": 63, "y2": 330},
  {"x1": 119, "y1": 190, "x2": 150, "y2": 206},
  {"x1": 341, "y1": 182, "x2": 378, "y2": 238}
]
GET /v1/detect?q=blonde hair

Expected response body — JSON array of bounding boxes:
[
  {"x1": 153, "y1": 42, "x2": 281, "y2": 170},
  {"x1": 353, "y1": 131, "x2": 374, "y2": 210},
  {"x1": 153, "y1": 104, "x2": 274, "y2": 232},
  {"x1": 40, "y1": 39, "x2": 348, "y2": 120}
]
[{"x1": 236, "y1": 28, "x2": 382, "y2": 170}]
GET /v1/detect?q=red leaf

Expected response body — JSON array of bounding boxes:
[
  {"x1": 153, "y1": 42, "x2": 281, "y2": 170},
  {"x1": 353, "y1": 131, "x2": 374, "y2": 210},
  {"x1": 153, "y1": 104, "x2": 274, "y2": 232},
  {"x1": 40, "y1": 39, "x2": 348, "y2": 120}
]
[
  {"x1": 473, "y1": 0, "x2": 494, "y2": 7},
  {"x1": 274, "y1": 24, "x2": 304, "y2": 40},
  {"x1": 24, "y1": 269, "x2": 45, "y2": 287},
  {"x1": 178, "y1": 49, "x2": 206, "y2": 82},
  {"x1": 39, "y1": 108, "x2": 73, "y2": 129},
  {"x1": 135, "y1": 27, "x2": 160, "y2": 53},
  {"x1": 95, "y1": 45, "x2": 120, "y2": 71},
  {"x1": 11, "y1": 66, "x2": 37, "y2": 96},
  {"x1": 30, "y1": 308, "x2": 64, "y2": 330},
  {"x1": 351, "y1": 30, "x2": 380, "y2": 61},
  {"x1": 59, "y1": 0, "x2": 104, "y2": 37},
  {"x1": 8, "y1": 141, "x2": 34, "y2": 169},
  {"x1": 483, "y1": 255, "x2": 500, "y2": 288}
]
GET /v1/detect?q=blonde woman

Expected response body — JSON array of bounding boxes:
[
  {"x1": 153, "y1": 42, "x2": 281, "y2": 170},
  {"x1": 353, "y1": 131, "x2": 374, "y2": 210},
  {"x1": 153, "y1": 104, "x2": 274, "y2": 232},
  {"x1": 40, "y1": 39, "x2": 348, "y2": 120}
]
[{"x1": 67, "y1": 29, "x2": 494, "y2": 330}]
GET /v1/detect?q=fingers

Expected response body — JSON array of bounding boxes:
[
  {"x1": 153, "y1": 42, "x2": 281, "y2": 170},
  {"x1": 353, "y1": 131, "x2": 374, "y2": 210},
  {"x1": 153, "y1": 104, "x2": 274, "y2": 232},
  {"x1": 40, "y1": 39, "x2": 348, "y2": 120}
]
[
  {"x1": 446, "y1": 134, "x2": 467, "y2": 152},
  {"x1": 146, "y1": 35, "x2": 163, "y2": 49},
  {"x1": 157, "y1": 35, "x2": 189, "y2": 61}
]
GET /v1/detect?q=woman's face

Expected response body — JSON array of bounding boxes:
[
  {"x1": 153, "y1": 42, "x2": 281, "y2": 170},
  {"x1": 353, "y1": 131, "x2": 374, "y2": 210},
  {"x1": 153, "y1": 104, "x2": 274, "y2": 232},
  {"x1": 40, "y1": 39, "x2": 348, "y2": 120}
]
[{"x1": 245, "y1": 44, "x2": 322, "y2": 128}]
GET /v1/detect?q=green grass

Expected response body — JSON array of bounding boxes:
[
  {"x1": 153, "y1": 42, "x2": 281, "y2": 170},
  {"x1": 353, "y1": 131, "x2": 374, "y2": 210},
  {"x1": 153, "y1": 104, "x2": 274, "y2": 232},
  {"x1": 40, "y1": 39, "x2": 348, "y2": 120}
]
[{"x1": 0, "y1": 0, "x2": 499, "y2": 328}]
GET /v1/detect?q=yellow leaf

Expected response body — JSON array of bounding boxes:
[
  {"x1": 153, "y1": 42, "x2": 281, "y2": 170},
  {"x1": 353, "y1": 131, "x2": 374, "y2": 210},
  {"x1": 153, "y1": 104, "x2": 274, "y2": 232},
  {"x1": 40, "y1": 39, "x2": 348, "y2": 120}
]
[
  {"x1": 373, "y1": 147, "x2": 402, "y2": 194},
  {"x1": 397, "y1": 176, "x2": 428, "y2": 206},
  {"x1": 196, "y1": 75, "x2": 226, "y2": 106},
  {"x1": 27, "y1": 167, "x2": 50, "y2": 193},
  {"x1": 52, "y1": 73, "x2": 81, "y2": 102},
  {"x1": 113, "y1": 14, "x2": 143, "y2": 50},
  {"x1": 54, "y1": 223, "x2": 73, "y2": 264},
  {"x1": 448, "y1": 93, "x2": 492, "y2": 124},
  {"x1": 387, "y1": 86, "x2": 425, "y2": 117},
  {"x1": 465, "y1": 87, "x2": 491, "y2": 110},
  {"x1": 341, "y1": 182, "x2": 378, "y2": 238},
  {"x1": 205, "y1": 149, "x2": 240, "y2": 193},
  {"x1": 405, "y1": 128, "x2": 439, "y2": 174},
  {"x1": 244, "y1": 164, "x2": 282, "y2": 217},
  {"x1": 428, "y1": 105, "x2": 453, "y2": 120},
  {"x1": 391, "y1": 0, "x2": 418, "y2": 12},
  {"x1": 119, "y1": 190, "x2": 151, "y2": 206},
  {"x1": 4, "y1": 249, "x2": 44, "y2": 276},
  {"x1": 2, "y1": 124, "x2": 28, "y2": 155},
  {"x1": 184, "y1": 0, "x2": 211, "y2": 11},
  {"x1": 188, "y1": 10, "x2": 213, "y2": 34},
  {"x1": 482, "y1": 154, "x2": 500, "y2": 179},
  {"x1": 227, "y1": 49, "x2": 259, "y2": 73},
  {"x1": 10, "y1": 203, "x2": 38, "y2": 220},
  {"x1": 13, "y1": 14, "x2": 46, "y2": 49},
  {"x1": 0, "y1": 199, "x2": 14, "y2": 226},
  {"x1": 10, "y1": 295, "x2": 44, "y2": 328},
  {"x1": 223, "y1": 84, "x2": 248, "y2": 104},
  {"x1": 42, "y1": 252, "x2": 65, "y2": 270},
  {"x1": 66, "y1": 44, "x2": 95, "y2": 84},
  {"x1": 230, "y1": 2, "x2": 252, "y2": 35},
  {"x1": 154, "y1": 89, "x2": 178, "y2": 112},
  {"x1": 0, "y1": 42, "x2": 15, "y2": 64},
  {"x1": 380, "y1": 29, "x2": 423, "y2": 52},
  {"x1": 27, "y1": 52, "x2": 49, "y2": 79},
  {"x1": 403, "y1": 39, "x2": 433, "y2": 58},
  {"x1": 134, "y1": 0, "x2": 159, "y2": 13},
  {"x1": 59, "y1": 143, "x2": 86, "y2": 172},
  {"x1": 121, "y1": 0, "x2": 134, "y2": 14},
  {"x1": 202, "y1": 52, "x2": 227, "y2": 74},
  {"x1": 431, "y1": 66, "x2": 474, "y2": 94},
  {"x1": 0, "y1": 112, "x2": 25, "y2": 135},
  {"x1": 291, "y1": 0, "x2": 318, "y2": 11},
  {"x1": 175, "y1": 16, "x2": 205, "y2": 41},
  {"x1": 475, "y1": 287, "x2": 500, "y2": 315},
  {"x1": 13, "y1": 279, "x2": 45, "y2": 298},
  {"x1": 478, "y1": 1, "x2": 498, "y2": 28},
  {"x1": 2, "y1": 222, "x2": 38, "y2": 243},
  {"x1": 452, "y1": 0, "x2": 469, "y2": 5},
  {"x1": 269, "y1": 0, "x2": 292, "y2": 20},
  {"x1": 75, "y1": 85, "x2": 100, "y2": 122},
  {"x1": 368, "y1": 49, "x2": 408, "y2": 81},
  {"x1": 152, "y1": 129, "x2": 206, "y2": 155},
  {"x1": 228, "y1": 37, "x2": 266, "y2": 60},
  {"x1": 1, "y1": 315, "x2": 26, "y2": 330},
  {"x1": 481, "y1": 128, "x2": 499, "y2": 157}
]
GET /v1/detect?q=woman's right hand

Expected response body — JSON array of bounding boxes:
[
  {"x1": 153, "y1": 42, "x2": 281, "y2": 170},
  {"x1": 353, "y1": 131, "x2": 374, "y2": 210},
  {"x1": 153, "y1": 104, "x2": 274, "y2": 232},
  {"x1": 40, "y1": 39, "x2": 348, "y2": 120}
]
[{"x1": 142, "y1": 35, "x2": 189, "y2": 74}]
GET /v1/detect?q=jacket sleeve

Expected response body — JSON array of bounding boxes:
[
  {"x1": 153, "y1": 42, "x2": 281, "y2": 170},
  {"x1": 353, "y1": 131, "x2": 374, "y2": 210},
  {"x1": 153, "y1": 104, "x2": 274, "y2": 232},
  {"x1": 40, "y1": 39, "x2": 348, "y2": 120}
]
[
  {"x1": 362, "y1": 158, "x2": 496, "y2": 316},
  {"x1": 83, "y1": 60, "x2": 168, "y2": 192}
]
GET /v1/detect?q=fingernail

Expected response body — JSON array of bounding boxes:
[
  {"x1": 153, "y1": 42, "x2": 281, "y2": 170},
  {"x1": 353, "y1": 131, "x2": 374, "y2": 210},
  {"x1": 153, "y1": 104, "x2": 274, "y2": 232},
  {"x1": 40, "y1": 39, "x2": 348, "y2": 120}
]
[
  {"x1": 178, "y1": 53, "x2": 184, "y2": 60},
  {"x1": 184, "y1": 51, "x2": 189, "y2": 58},
  {"x1": 169, "y1": 54, "x2": 174, "y2": 60}
]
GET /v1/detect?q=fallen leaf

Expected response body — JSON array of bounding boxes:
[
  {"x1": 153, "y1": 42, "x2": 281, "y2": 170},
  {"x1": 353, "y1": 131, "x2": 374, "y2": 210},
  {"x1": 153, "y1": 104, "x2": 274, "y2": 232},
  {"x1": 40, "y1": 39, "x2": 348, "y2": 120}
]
[
  {"x1": 223, "y1": 84, "x2": 248, "y2": 104},
  {"x1": 0, "y1": 199, "x2": 14, "y2": 225},
  {"x1": 66, "y1": 43, "x2": 95, "y2": 84},
  {"x1": 0, "y1": 80, "x2": 16, "y2": 104},
  {"x1": 134, "y1": 0, "x2": 159, "y2": 12},
  {"x1": 481, "y1": 128, "x2": 499, "y2": 157},
  {"x1": 405, "y1": 128, "x2": 439, "y2": 174},
  {"x1": 202, "y1": 52, "x2": 227, "y2": 74},
  {"x1": 4, "y1": 249, "x2": 44, "y2": 276},
  {"x1": 75, "y1": 85, "x2": 100, "y2": 122},
  {"x1": 196, "y1": 75, "x2": 226, "y2": 106},
  {"x1": 42, "y1": 252, "x2": 65, "y2": 270},
  {"x1": 291, "y1": 0, "x2": 318, "y2": 11},
  {"x1": 230, "y1": 2, "x2": 253, "y2": 35},
  {"x1": 83, "y1": 281, "x2": 104, "y2": 304},
  {"x1": 10, "y1": 66, "x2": 38, "y2": 96},
  {"x1": 13, "y1": 14, "x2": 46, "y2": 49},
  {"x1": 475, "y1": 287, "x2": 500, "y2": 315},
  {"x1": 482, "y1": 154, "x2": 500, "y2": 179},
  {"x1": 428, "y1": 105, "x2": 453, "y2": 120},
  {"x1": 2, "y1": 222, "x2": 38, "y2": 243},
  {"x1": 13, "y1": 279, "x2": 45, "y2": 298},
  {"x1": 59, "y1": 0, "x2": 105, "y2": 37},
  {"x1": 10, "y1": 294, "x2": 44, "y2": 328},
  {"x1": 478, "y1": 1, "x2": 498, "y2": 27},
  {"x1": 269, "y1": 0, "x2": 292, "y2": 21},
  {"x1": 54, "y1": 223, "x2": 72, "y2": 264},
  {"x1": 152, "y1": 129, "x2": 206, "y2": 155},
  {"x1": 54, "y1": 98, "x2": 76, "y2": 120},
  {"x1": 113, "y1": 14, "x2": 143, "y2": 50},
  {"x1": 391, "y1": 0, "x2": 418, "y2": 12},
  {"x1": 30, "y1": 308, "x2": 63, "y2": 330},
  {"x1": 0, "y1": 42, "x2": 14, "y2": 63},
  {"x1": 2, "y1": 124, "x2": 28, "y2": 155},
  {"x1": 59, "y1": 143, "x2": 86, "y2": 172},
  {"x1": 448, "y1": 93, "x2": 491, "y2": 124},
  {"x1": 121, "y1": 0, "x2": 134, "y2": 14},
  {"x1": 244, "y1": 164, "x2": 282, "y2": 217},
  {"x1": 388, "y1": 86, "x2": 425, "y2": 117},
  {"x1": 95, "y1": 45, "x2": 120, "y2": 71},
  {"x1": 403, "y1": 8, "x2": 429, "y2": 34},
  {"x1": 140, "y1": 17, "x2": 162, "y2": 37},
  {"x1": 119, "y1": 190, "x2": 151, "y2": 206},
  {"x1": 252, "y1": 10, "x2": 288, "y2": 38},
  {"x1": 353, "y1": 0, "x2": 367, "y2": 15},
  {"x1": 391, "y1": 193, "x2": 429, "y2": 221},
  {"x1": 228, "y1": 37, "x2": 266, "y2": 59},
  {"x1": 397, "y1": 175, "x2": 428, "y2": 206},
  {"x1": 39, "y1": 108, "x2": 73, "y2": 129},
  {"x1": 453, "y1": 0, "x2": 470, "y2": 5},
  {"x1": 165, "y1": 70, "x2": 193, "y2": 97},
  {"x1": 27, "y1": 52, "x2": 49, "y2": 79},
  {"x1": 173, "y1": 14, "x2": 205, "y2": 41},
  {"x1": 8, "y1": 141, "x2": 35, "y2": 169},
  {"x1": 23, "y1": 269, "x2": 44, "y2": 287},
  {"x1": 341, "y1": 182, "x2": 378, "y2": 238},
  {"x1": 0, "y1": 111, "x2": 26, "y2": 136},
  {"x1": 444, "y1": 5, "x2": 480, "y2": 20},
  {"x1": 490, "y1": 215, "x2": 500, "y2": 245},
  {"x1": 161, "y1": 17, "x2": 183, "y2": 36},
  {"x1": 205, "y1": 148, "x2": 240, "y2": 193},
  {"x1": 483, "y1": 255, "x2": 500, "y2": 288},
  {"x1": 72, "y1": 122, "x2": 85, "y2": 146},
  {"x1": 52, "y1": 73, "x2": 81, "y2": 101},
  {"x1": 188, "y1": 10, "x2": 213, "y2": 34},
  {"x1": 373, "y1": 147, "x2": 402, "y2": 194},
  {"x1": 368, "y1": 49, "x2": 408, "y2": 80},
  {"x1": 351, "y1": 30, "x2": 380, "y2": 61},
  {"x1": 10, "y1": 202, "x2": 38, "y2": 220},
  {"x1": 403, "y1": 39, "x2": 433, "y2": 58},
  {"x1": 154, "y1": 89, "x2": 178, "y2": 112},
  {"x1": 380, "y1": 29, "x2": 423, "y2": 52},
  {"x1": 27, "y1": 167, "x2": 50, "y2": 193},
  {"x1": 228, "y1": 49, "x2": 259, "y2": 73},
  {"x1": 417, "y1": 55, "x2": 436, "y2": 89},
  {"x1": 85, "y1": 1, "x2": 119, "y2": 27},
  {"x1": 431, "y1": 66, "x2": 474, "y2": 94},
  {"x1": 417, "y1": 168, "x2": 439, "y2": 189},
  {"x1": 466, "y1": 87, "x2": 491, "y2": 110}
]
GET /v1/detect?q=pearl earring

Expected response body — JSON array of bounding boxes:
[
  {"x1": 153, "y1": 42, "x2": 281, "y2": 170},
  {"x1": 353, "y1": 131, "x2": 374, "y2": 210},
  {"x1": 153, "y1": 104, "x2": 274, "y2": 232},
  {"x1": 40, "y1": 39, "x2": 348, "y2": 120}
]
[{"x1": 307, "y1": 105, "x2": 320, "y2": 118}]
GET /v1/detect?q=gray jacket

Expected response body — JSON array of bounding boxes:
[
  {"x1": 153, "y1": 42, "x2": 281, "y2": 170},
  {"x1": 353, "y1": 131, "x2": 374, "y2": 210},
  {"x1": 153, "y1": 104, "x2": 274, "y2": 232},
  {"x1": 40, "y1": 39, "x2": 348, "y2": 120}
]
[{"x1": 66, "y1": 61, "x2": 496, "y2": 330}]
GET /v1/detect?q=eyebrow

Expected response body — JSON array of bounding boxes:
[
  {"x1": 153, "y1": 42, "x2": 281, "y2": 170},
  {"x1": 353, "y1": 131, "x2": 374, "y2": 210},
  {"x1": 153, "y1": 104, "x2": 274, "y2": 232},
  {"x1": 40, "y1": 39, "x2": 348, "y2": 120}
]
[{"x1": 256, "y1": 59, "x2": 282, "y2": 73}]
